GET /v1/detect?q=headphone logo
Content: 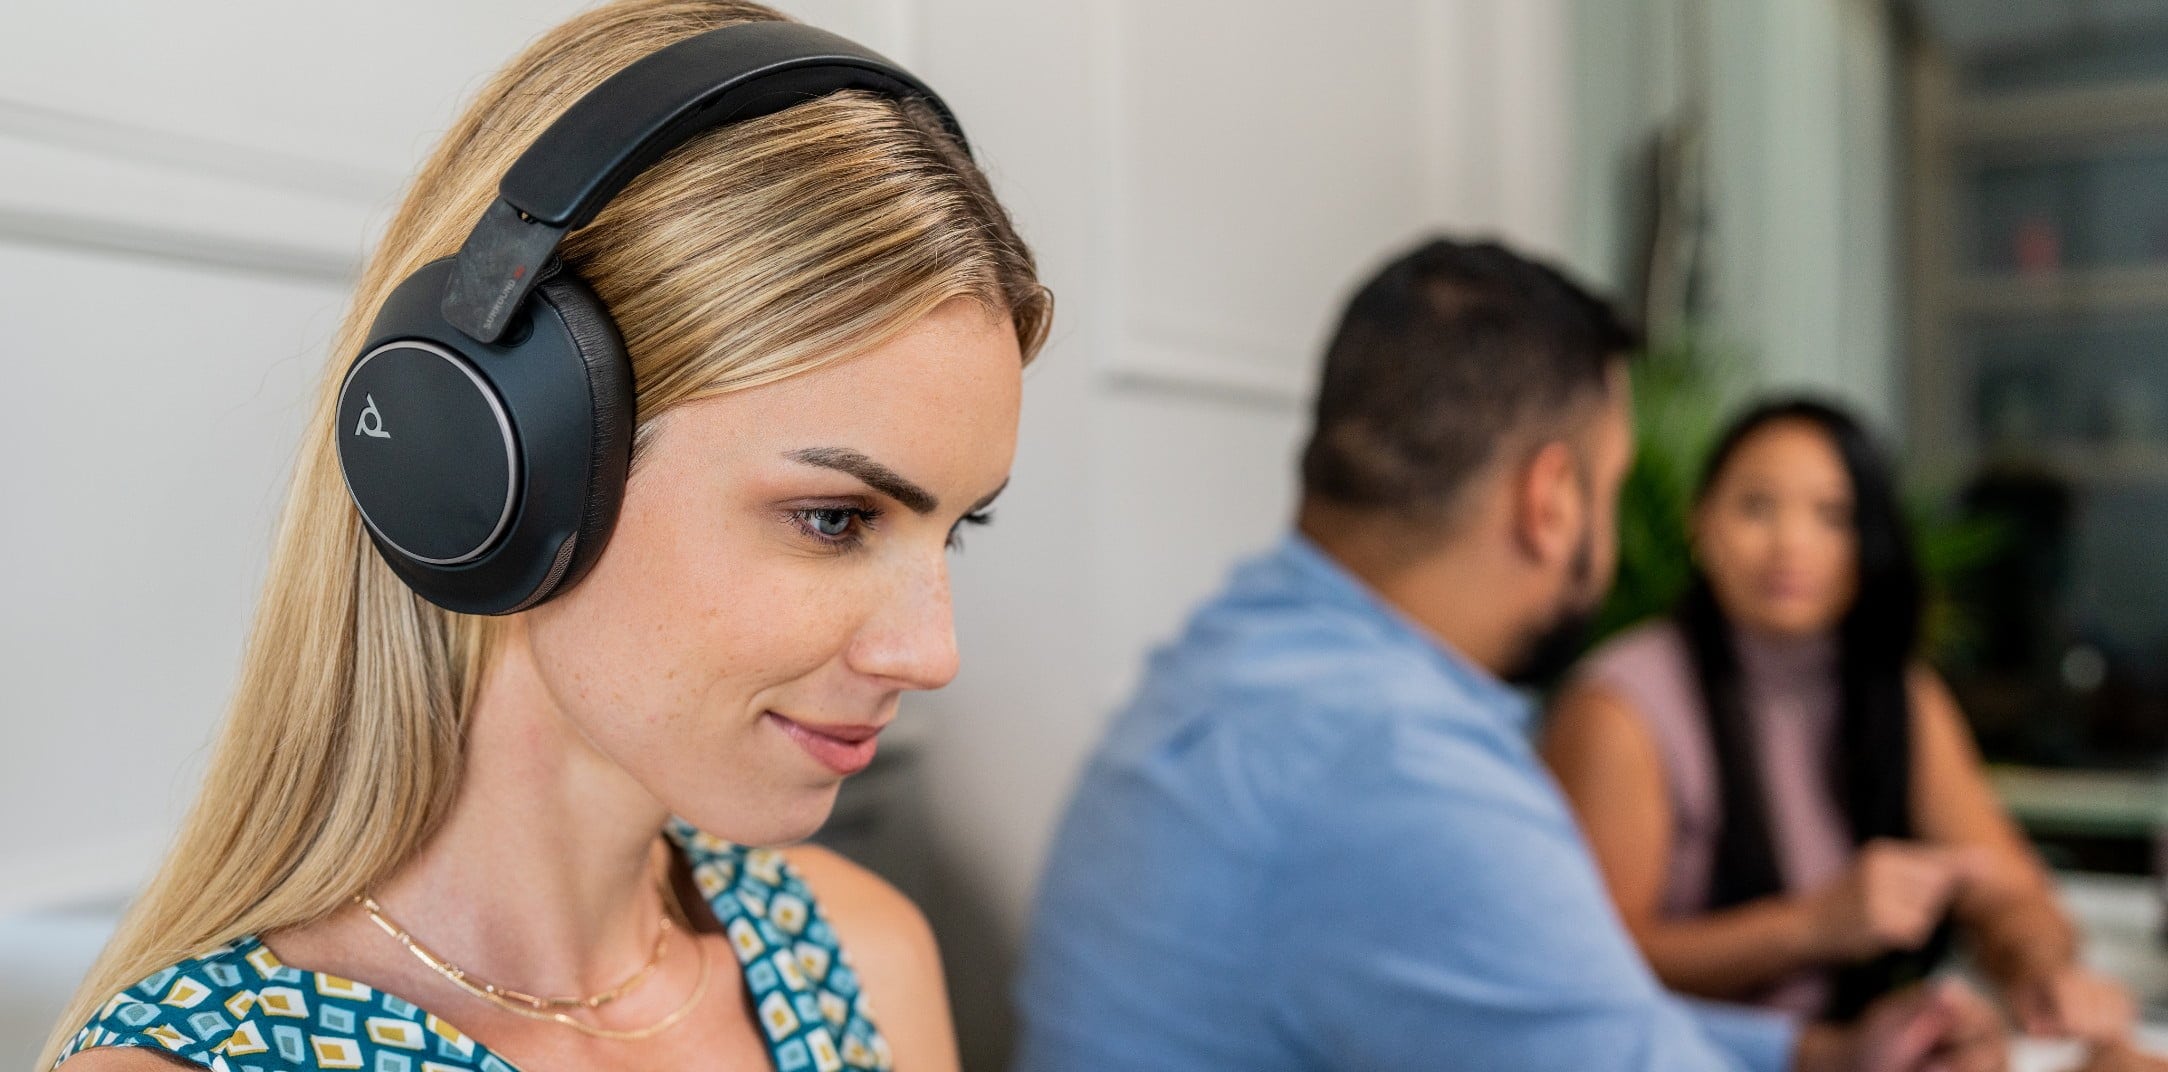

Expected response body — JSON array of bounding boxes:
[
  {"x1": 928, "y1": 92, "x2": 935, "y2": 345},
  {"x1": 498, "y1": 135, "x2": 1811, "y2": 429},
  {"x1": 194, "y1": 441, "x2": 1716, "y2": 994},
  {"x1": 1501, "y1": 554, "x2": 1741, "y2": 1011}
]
[{"x1": 355, "y1": 395, "x2": 391, "y2": 439}]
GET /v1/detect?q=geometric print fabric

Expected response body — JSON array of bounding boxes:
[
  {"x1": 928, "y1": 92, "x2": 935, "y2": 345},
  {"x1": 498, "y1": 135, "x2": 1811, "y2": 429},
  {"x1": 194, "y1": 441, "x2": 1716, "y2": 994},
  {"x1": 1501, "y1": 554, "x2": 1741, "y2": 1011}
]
[{"x1": 56, "y1": 819, "x2": 894, "y2": 1071}]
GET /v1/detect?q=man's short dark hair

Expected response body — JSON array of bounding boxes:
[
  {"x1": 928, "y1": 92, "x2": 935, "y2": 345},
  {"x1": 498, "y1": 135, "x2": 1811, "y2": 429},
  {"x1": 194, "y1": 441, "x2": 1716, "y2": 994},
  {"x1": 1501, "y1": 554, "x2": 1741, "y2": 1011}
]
[{"x1": 1299, "y1": 236, "x2": 1640, "y2": 522}]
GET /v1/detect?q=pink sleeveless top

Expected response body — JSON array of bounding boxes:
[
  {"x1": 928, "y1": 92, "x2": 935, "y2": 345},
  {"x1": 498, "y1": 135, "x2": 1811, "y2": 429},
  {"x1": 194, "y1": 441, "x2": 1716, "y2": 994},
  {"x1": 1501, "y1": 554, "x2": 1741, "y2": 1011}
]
[{"x1": 1567, "y1": 620, "x2": 1853, "y2": 1017}]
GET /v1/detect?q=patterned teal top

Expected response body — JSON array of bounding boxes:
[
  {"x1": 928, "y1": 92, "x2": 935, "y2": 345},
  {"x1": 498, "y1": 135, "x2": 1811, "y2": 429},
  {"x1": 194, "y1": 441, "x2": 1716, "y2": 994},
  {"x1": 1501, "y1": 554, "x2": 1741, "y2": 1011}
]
[{"x1": 57, "y1": 821, "x2": 893, "y2": 1072}]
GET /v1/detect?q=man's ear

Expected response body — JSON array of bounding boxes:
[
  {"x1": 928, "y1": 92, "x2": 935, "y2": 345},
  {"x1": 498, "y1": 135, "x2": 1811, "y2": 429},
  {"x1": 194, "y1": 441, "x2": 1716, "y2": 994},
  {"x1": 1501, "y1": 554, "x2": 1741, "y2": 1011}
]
[{"x1": 1512, "y1": 440, "x2": 1580, "y2": 567}]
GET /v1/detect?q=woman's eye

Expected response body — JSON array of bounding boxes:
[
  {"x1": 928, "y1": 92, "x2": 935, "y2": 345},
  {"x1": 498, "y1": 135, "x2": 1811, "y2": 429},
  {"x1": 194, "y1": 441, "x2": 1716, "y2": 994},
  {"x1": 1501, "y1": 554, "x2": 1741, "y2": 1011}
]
[
  {"x1": 795, "y1": 506, "x2": 875, "y2": 546},
  {"x1": 947, "y1": 509, "x2": 994, "y2": 551}
]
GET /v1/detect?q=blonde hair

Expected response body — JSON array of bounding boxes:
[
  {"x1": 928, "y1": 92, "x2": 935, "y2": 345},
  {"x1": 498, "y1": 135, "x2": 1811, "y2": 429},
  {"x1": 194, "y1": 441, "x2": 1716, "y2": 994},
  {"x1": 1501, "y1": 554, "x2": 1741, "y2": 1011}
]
[{"x1": 41, "y1": 2, "x2": 1048, "y2": 1066}]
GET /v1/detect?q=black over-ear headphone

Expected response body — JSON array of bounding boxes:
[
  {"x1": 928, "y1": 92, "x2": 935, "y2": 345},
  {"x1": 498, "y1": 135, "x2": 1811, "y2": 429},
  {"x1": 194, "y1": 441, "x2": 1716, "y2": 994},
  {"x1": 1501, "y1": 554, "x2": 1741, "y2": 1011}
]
[{"x1": 335, "y1": 21, "x2": 967, "y2": 615}]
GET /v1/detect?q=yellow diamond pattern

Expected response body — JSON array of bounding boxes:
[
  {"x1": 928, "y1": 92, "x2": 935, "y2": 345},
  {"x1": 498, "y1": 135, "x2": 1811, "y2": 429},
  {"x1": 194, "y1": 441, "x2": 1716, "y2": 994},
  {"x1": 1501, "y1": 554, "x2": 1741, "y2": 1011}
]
[
  {"x1": 312, "y1": 1034, "x2": 364, "y2": 1068},
  {"x1": 59, "y1": 822, "x2": 894, "y2": 1070}
]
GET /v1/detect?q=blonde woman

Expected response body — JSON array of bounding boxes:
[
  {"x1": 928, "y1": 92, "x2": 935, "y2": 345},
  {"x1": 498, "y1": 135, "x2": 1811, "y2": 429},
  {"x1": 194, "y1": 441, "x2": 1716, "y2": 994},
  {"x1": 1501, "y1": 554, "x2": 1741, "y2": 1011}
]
[{"x1": 44, "y1": 4, "x2": 1050, "y2": 1070}]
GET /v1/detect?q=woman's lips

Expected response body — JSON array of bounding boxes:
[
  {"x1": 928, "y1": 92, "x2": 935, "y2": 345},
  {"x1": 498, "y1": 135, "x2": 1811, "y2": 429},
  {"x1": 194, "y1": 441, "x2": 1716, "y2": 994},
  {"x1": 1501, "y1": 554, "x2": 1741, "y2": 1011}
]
[
  {"x1": 767, "y1": 712, "x2": 882, "y2": 776},
  {"x1": 1755, "y1": 573, "x2": 1821, "y2": 602}
]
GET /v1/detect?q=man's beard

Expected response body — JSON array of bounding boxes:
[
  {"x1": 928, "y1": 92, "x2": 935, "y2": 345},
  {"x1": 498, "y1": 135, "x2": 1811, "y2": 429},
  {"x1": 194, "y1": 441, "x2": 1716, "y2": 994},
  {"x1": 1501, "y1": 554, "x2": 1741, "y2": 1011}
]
[{"x1": 1505, "y1": 526, "x2": 1601, "y2": 687}]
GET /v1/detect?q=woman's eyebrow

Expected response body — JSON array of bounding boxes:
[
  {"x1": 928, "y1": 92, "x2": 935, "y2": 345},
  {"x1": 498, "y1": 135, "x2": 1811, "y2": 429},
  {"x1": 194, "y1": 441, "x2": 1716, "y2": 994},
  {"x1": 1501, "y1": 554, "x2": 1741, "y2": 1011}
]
[{"x1": 786, "y1": 447, "x2": 937, "y2": 514}]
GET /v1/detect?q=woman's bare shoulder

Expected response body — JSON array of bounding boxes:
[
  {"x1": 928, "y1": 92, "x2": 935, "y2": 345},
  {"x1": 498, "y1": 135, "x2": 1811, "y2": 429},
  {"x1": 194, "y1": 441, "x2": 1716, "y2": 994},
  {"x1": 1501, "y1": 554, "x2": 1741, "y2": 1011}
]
[
  {"x1": 783, "y1": 845, "x2": 938, "y2": 965},
  {"x1": 783, "y1": 845, "x2": 957, "y2": 1070},
  {"x1": 54, "y1": 1047, "x2": 206, "y2": 1072}
]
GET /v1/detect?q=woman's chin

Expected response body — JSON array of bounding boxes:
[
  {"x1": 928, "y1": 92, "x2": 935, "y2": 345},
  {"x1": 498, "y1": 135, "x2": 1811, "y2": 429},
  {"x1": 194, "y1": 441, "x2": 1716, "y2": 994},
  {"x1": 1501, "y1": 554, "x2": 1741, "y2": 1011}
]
[
  {"x1": 1738, "y1": 607, "x2": 1840, "y2": 640},
  {"x1": 674, "y1": 784, "x2": 844, "y2": 848}
]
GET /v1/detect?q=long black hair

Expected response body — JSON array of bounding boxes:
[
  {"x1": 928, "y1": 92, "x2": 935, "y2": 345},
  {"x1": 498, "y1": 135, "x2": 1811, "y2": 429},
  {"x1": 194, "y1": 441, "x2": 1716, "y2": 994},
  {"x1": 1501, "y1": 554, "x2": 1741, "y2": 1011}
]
[{"x1": 1677, "y1": 398, "x2": 1945, "y2": 1021}]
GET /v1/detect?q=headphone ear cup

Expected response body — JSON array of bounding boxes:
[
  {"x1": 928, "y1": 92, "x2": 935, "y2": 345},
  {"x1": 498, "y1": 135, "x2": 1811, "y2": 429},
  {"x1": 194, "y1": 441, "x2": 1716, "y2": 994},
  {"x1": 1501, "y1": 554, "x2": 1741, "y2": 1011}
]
[
  {"x1": 340, "y1": 257, "x2": 634, "y2": 615},
  {"x1": 513, "y1": 271, "x2": 634, "y2": 608}
]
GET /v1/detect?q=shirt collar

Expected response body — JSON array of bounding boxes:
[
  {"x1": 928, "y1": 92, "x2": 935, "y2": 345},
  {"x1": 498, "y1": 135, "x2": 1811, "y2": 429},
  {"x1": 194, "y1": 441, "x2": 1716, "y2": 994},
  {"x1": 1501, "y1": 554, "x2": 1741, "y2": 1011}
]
[{"x1": 1271, "y1": 531, "x2": 1536, "y2": 732}]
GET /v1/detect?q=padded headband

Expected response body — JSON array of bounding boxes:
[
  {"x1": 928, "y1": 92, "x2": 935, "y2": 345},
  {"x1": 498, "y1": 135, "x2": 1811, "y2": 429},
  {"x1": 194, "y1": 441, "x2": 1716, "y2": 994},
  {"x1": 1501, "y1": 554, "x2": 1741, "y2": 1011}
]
[{"x1": 442, "y1": 21, "x2": 966, "y2": 344}]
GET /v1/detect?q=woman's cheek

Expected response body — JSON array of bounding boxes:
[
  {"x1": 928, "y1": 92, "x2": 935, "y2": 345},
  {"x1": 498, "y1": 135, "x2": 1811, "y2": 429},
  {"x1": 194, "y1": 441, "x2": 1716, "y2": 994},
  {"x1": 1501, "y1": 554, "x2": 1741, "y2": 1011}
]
[{"x1": 708, "y1": 565, "x2": 863, "y2": 681}]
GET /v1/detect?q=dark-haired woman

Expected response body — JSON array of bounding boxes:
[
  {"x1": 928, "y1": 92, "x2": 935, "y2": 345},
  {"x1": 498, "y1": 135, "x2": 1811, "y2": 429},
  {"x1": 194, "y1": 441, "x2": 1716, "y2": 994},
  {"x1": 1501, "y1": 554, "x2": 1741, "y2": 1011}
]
[{"x1": 1542, "y1": 398, "x2": 2135, "y2": 1046}]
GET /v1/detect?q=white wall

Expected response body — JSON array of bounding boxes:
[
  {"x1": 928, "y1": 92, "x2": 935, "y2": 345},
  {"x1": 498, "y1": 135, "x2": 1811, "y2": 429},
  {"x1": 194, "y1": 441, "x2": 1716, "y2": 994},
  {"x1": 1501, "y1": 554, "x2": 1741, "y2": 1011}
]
[
  {"x1": 1, "y1": 2, "x2": 1576, "y2": 1068},
  {"x1": 1567, "y1": 0, "x2": 1906, "y2": 430},
  {"x1": 0, "y1": 0, "x2": 588, "y2": 911},
  {"x1": 1709, "y1": 0, "x2": 1905, "y2": 426},
  {"x1": 1565, "y1": 0, "x2": 1679, "y2": 294}
]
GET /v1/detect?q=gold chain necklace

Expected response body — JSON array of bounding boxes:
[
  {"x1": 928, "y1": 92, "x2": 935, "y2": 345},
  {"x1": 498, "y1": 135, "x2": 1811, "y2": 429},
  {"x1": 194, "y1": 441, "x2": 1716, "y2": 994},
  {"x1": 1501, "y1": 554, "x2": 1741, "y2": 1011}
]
[
  {"x1": 364, "y1": 896, "x2": 670, "y2": 1011},
  {"x1": 355, "y1": 894, "x2": 710, "y2": 1042}
]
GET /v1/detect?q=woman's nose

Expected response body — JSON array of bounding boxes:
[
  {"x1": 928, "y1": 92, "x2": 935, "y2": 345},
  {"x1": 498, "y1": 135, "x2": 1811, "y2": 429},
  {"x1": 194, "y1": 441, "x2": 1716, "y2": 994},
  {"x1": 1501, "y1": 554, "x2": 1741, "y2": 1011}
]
[
  {"x1": 1770, "y1": 508, "x2": 1818, "y2": 557},
  {"x1": 845, "y1": 558, "x2": 961, "y2": 691}
]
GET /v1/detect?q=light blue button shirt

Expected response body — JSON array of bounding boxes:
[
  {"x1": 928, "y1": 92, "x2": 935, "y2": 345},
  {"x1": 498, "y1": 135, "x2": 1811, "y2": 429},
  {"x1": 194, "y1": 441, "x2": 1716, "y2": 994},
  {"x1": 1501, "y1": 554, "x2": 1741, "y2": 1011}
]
[{"x1": 1013, "y1": 533, "x2": 1798, "y2": 1072}]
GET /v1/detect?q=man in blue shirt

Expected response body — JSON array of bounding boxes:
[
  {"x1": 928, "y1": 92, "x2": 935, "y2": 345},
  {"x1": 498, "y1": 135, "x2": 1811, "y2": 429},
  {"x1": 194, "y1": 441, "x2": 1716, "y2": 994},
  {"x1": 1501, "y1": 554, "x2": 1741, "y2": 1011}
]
[{"x1": 1013, "y1": 239, "x2": 2003, "y2": 1071}]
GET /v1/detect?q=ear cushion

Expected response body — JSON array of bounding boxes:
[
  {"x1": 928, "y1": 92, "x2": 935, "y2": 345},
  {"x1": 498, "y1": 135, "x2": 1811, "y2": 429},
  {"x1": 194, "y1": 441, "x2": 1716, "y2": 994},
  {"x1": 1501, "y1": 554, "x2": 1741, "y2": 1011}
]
[{"x1": 520, "y1": 270, "x2": 634, "y2": 606}]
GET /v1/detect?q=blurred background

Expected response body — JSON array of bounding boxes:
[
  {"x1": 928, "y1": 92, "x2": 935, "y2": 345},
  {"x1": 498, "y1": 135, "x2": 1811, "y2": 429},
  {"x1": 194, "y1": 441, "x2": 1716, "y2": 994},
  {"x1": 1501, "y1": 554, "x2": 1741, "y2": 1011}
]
[{"x1": 11, "y1": 0, "x2": 2168, "y2": 1068}]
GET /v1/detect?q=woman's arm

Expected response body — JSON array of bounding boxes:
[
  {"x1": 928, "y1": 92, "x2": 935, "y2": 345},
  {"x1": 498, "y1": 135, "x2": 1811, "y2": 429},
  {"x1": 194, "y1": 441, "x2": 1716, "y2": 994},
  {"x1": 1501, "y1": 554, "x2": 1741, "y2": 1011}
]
[
  {"x1": 1541, "y1": 681, "x2": 1823, "y2": 1000},
  {"x1": 1907, "y1": 667, "x2": 2134, "y2": 1040},
  {"x1": 1907, "y1": 666, "x2": 2070, "y2": 972},
  {"x1": 786, "y1": 845, "x2": 960, "y2": 1072}
]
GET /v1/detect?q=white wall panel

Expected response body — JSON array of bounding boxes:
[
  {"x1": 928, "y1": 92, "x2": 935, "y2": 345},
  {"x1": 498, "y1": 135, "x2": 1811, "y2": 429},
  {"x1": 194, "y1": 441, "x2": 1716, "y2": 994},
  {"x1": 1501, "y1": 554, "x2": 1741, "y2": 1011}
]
[
  {"x1": 0, "y1": 2, "x2": 592, "y2": 175},
  {"x1": 0, "y1": 0, "x2": 597, "y2": 910},
  {"x1": 1106, "y1": 0, "x2": 1572, "y2": 405},
  {"x1": 1115, "y1": 1, "x2": 1433, "y2": 396},
  {"x1": 0, "y1": 243, "x2": 339, "y2": 911},
  {"x1": 1090, "y1": 391, "x2": 1309, "y2": 709}
]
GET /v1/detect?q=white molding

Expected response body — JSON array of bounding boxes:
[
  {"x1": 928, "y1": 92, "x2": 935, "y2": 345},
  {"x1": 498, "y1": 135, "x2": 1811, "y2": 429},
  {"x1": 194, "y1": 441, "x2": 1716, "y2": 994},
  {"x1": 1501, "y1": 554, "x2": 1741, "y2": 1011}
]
[
  {"x1": 0, "y1": 96, "x2": 394, "y2": 206},
  {"x1": 0, "y1": 100, "x2": 378, "y2": 281},
  {"x1": 0, "y1": 828, "x2": 165, "y2": 917},
  {"x1": 1090, "y1": 2, "x2": 1322, "y2": 414},
  {"x1": 1087, "y1": 1, "x2": 1134, "y2": 395},
  {"x1": 1102, "y1": 337, "x2": 1310, "y2": 411},
  {"x1": 1416, "y1": 0, "x2": 1571, "y2": 254},
  {"x1": 0, "y1": 204, "x2": 358, "y2": 282}
]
